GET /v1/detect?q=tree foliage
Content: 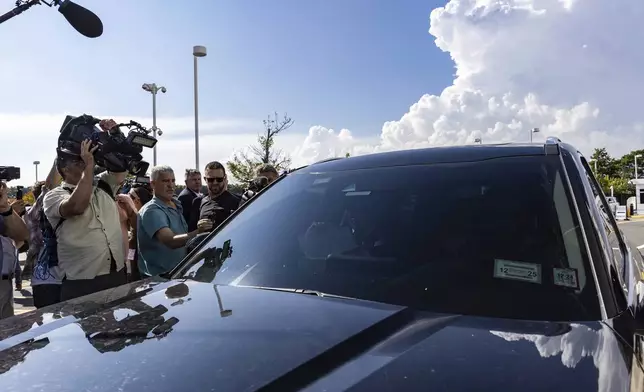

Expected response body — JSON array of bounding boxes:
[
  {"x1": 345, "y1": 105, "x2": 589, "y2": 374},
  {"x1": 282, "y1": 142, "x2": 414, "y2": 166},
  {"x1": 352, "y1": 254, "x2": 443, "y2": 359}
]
[
  {"x1": 590, "y1": 147, "x2": 641, "y2": 199},
  {"x1": 227, "y1": 112, "x2": 293, "y2": 183}
]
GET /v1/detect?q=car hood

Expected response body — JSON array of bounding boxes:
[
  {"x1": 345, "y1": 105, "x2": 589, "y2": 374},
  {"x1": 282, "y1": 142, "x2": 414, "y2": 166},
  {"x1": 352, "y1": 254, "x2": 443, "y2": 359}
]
[{"x1": 0, "y1": 280, "x2": 635, "y2": 392}]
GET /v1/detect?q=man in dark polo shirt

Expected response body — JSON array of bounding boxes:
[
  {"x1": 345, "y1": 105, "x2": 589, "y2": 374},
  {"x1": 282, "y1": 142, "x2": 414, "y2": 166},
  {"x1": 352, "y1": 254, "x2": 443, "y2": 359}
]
[{"x1": 188, "y1": 161, "x2": 240, "y2": 232}]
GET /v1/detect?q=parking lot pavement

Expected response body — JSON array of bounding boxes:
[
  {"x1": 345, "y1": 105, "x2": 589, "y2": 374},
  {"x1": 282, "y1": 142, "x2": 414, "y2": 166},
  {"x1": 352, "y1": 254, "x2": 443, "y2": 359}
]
[
  {"x1": 14, "y1": 280, "x2": 35, "y2": 315},
  {"x1": 618, "y1": 218, "x2": 644, "y2": 251}
]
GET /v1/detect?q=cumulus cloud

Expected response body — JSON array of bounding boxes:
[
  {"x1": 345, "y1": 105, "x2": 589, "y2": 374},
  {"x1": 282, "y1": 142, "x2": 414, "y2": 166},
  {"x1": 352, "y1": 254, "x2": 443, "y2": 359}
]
[
  {"x1": 491, "y1": 323, "x2": 628, "y2": 392},
  {"x1": 0, "y1": 113, "x2": 306, "y2": 185},
  {"x1": 294, "y1": 0, "x2": 644, "y2": 163}
]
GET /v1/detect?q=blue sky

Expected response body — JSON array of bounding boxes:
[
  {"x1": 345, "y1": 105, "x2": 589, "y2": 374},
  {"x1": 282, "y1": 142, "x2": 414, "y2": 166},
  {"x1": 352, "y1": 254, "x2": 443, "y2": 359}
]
[
  {"x1": 1, "y1": 0, "x2": 460, "y2": 185},
  {"x1": 1, "y1": 0, "x2": 452, "y2": 135}
]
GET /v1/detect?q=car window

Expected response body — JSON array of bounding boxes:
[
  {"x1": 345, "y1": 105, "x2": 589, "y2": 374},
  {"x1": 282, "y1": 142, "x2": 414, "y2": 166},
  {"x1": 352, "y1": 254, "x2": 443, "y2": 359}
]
[
  {"x1": 175, "y1": 155, "x2": 601, "y2": 322},
  {"x1": 579, "y1": 157, "x2": 627, "y2": 282}
]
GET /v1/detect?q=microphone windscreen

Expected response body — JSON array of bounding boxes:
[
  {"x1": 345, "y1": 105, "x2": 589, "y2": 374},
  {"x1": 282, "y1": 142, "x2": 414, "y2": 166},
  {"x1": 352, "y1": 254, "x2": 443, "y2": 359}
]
[{"x1": 58, "y1": 1, "x2": 103, "y2": 38}]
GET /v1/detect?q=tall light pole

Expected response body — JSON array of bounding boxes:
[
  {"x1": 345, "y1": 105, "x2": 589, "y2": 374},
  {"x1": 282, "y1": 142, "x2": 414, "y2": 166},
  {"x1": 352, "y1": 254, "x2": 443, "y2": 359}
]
[
  {"x1": 142, "y1": 83, "x2": 167, "y2": 166},
  {"x1": 193, "y1": 45, "x2": 207, "y2": 171},
  {"x1": 589, "y1": 159, "x2": 598, "y2": 174},
  {"x1": 530, "y1": 127, "x2": 540, "y2": 143},
  {"x1": 33, "y1": 160, "x2": 40, "y2": 182},
  {"x1": 635, "y1": 154, "x2": 642, "y2": 180},
  {"x1": 635, "y1": 154, "x2": 642, "y2": 215}
]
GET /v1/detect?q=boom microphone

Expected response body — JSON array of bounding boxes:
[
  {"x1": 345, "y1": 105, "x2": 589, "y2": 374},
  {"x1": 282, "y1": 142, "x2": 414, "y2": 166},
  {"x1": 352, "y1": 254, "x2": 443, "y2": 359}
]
[{"x1": 57, "y1": 0, "x2": 103, "y2": 38}]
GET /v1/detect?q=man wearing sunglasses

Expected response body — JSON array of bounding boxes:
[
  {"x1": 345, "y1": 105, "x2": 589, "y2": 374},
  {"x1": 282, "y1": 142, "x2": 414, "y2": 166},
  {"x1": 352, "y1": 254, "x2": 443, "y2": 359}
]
[{"x1": 188, "y1": 161, "x2": 240, "y2": 232}]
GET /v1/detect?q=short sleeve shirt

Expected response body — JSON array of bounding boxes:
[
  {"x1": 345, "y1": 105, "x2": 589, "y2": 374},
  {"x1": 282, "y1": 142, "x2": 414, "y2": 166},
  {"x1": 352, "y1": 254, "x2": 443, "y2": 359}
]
[
  {"x1": 43, "y1": 171, "x2": 125, "y2": 280},
  {"x1": 137, "y1": 196, "x2": 188, "y2": 277}
]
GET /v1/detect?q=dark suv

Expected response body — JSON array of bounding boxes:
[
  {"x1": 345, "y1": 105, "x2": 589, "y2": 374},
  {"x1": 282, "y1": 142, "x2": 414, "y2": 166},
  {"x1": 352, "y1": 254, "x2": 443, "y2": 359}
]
[{"x1": 2, "y1": 139, "x2": 644, "y2": 391}]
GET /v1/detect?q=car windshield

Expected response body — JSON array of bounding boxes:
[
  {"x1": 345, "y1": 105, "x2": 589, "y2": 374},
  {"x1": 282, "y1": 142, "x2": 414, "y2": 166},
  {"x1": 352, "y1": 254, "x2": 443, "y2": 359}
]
[{"x1": 174, "y1": 155, "x2": 601, "y2": 321}]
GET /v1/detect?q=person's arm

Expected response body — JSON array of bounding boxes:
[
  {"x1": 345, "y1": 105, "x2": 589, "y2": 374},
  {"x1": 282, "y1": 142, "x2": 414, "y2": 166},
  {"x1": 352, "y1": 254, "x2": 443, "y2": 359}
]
[
  {"x1": 58, "y1": 140, "x2": 98, "y2": 217},
  {"x1": 98, "y1": 170, "x2": 127, "y2": 195},
  {"x1": 141, "y1": 206, "x2": 210, "y2": 249},
  {"x1": 0, "y1": 184, "x2": 29, "y2": 242},
  {"x1": 58, "y1": 168, "x2": 94, "y2": 217},
  {"x1": 44, "y1": 158, "x2": 62, "y2": 191}
]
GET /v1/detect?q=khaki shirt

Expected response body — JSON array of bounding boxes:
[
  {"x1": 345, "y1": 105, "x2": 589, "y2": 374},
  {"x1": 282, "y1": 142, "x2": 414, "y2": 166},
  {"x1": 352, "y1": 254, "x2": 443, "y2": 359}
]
[{"x1": 43, "y1": 172, "x2": 125, "y2": 280}]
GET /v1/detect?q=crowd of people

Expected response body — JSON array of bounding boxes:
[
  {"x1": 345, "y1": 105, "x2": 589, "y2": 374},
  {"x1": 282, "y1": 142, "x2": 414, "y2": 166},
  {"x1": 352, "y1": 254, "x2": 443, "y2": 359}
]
[{"x1": 0, "y1": 119, "x2": 279, "y2": 319}]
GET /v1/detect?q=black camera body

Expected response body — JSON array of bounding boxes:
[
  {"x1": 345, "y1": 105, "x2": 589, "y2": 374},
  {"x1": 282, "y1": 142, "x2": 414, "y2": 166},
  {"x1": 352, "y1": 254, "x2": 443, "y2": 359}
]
[
  {"x1": 121, "y1": 175, "x2": 152, "y2": 195},
  {"x1": 57, "y1": 114, "x2": 157, "y2": 177},
  {"x1": 247, "y1": 176, "x2": 269, "y2": 193},
  {"x1": 0, "y1": 166, "x2": 20, "y2": 181},
  {"x1": 240, "y1": 176, "x2": 270, "y2": 206}
]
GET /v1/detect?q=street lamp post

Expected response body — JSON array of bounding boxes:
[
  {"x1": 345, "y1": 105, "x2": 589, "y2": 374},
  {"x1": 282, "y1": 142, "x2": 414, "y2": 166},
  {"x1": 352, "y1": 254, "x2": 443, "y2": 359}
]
[
  {"x1": 635, "y1": 155, "x2": 642, "y2": 180},
  {"x1": 634, "y1": 155, "x2": 642, "y2": 215},
  {"x1": 33, "y1": 160, "x2": 40, "y2": 182},
  {"x1": 193, "y1": 45, "x2": 207, "y2": 171},
  {"x1": 590, "y1": 159, "x2": 597, "y2": 174},
  {"x1": 530, "y1": 127, "x2": 540, "y2": 143},
  {"x1": 142, "y1": 83, "x2": 167, "y2": 166}
]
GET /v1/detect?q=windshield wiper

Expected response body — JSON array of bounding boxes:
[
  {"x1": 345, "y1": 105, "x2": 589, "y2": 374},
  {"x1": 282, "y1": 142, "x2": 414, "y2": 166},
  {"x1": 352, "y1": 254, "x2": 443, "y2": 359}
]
[{"x1": 233, "y1": 285, "x2": 357, "y2": 301}]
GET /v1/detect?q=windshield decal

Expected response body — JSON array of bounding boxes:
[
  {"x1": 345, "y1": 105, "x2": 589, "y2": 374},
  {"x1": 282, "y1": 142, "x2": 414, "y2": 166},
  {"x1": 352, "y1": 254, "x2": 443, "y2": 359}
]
[
  {"x1": 553, "y1": 267, "x2": 580, "y2": 289},
  {"x1": 494, "y1": 259, "x2": 542, "y2": 284}
]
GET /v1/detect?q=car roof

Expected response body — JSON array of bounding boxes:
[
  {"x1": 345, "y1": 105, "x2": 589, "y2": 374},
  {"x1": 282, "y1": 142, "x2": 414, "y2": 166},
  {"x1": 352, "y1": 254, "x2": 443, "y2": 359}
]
[{"x1": 297, "y1": 143, "x2": 573, "y2": 173}]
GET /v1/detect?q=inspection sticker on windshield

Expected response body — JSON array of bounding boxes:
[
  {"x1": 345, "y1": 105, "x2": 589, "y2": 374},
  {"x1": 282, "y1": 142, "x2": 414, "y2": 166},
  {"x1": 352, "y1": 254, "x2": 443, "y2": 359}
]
[
  {"x1": 494, "y1": 259, "x2": 541, "y2": 284},
  {"x1": 553, "y1": 268, "x2": 580, "y2": 289}
]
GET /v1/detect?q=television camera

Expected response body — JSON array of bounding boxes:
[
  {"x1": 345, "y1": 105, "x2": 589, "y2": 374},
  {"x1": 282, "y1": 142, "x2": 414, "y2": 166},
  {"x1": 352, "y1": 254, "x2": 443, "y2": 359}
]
[
  {"x1": 239, "y1": 176, "x2": 270, "y2": 206},
  {"x1": 121, "y1": 175, "x2": 152, "y2": 195},
  {"x1": 57, "y1": 114, "x2": 157, "y2": 177},
  {"x1": 0, "y1": 166, "x2": 20, "y2": 182}
]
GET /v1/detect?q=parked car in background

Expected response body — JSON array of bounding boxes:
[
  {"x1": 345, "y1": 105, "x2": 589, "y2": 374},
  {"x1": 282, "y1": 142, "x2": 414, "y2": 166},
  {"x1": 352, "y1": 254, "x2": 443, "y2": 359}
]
[{"x1": 1, "y1": 138, "x2": 644, "y2": 391}]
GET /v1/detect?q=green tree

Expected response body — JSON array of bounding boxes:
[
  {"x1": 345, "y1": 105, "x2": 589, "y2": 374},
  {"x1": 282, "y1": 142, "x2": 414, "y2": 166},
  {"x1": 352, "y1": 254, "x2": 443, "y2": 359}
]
[
  {"x1": 617, "y1": 149, "x2": 644, "y2": 180},
  {"x1": 597, "y1": 176, "x2": 634, "y2": 198},
  {"x1": 228, "y1": 112, "x2": 293, "y2": 183},
  {"x1": 590, "y1": 148, "x2": 619, "y2": 178}
]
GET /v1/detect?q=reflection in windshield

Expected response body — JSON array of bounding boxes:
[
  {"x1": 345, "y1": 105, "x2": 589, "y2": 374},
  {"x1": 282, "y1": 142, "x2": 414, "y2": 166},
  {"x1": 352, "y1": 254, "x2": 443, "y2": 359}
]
[
  {"x1": 0, "y1": 337, "x2": 50, "y2": 375},
  {"x1": 176, "y1": 156, "x2": 601, "y2": 322},
  {"x1": 490, "y1": 324, "x2": 629, "y2": 392},
  {"x1": 0, "y1": 283, "x2": 191, "y2": 375},
  {"x1": 78, "y1": 284, "x2": 189, "y2": 353}
]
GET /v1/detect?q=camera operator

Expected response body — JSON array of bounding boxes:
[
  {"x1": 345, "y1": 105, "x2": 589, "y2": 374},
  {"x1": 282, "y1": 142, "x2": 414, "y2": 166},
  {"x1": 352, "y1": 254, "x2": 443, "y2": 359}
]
[
  {"x1": 44, "y1": 131, "x2": 128, "y2": 301},
  {"x1": 238, "y1": 164, "x2": 279, "y2": 207},
  {"x1": 256, "y1": 164, "x2": 279, "y2": 184},
  {"x1": 137, "y1": 166, "x2": 213, "y2": 278},
  {"x1": 0, "y1": 181, "x2": 29, "y2": 318},
  {"x1": 188, "y1": 161, "x2": 240, "y2": 232}
]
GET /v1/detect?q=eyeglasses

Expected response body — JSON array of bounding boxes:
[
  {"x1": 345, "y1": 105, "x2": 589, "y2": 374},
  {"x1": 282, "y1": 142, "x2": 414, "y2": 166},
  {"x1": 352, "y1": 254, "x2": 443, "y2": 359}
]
[{"x1": 205, "y1": 177, "x2": 225, "y2": 183}]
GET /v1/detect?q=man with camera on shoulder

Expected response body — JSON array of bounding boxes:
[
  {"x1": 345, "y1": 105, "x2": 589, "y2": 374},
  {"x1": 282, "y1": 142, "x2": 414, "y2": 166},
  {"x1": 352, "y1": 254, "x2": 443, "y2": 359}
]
[{"x1": 43, "y1": 119, "x2": 128, "y2": 301}]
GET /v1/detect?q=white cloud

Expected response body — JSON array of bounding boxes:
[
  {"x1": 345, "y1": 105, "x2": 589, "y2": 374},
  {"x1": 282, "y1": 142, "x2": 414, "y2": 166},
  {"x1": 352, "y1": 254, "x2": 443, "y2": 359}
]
[
  {"x1": 0, "y1": 113, "x2": 306, "y2": 186},
  {"x1": 293, "y1": 0, "x2": 644, "y2": 164}
]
